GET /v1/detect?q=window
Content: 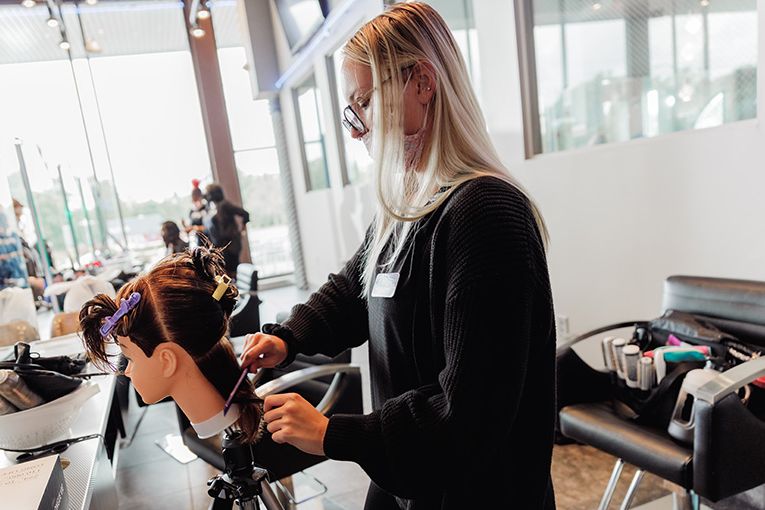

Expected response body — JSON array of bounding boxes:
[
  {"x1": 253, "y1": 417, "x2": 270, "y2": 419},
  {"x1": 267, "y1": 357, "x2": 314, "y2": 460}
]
[
  {"x1": 519, "y1": 0, "x2": 758, "y2": 155},
  {"x1": 0, "y1": 0, "x2": 214, "y2": 269},
  {"x1": 294, "y1": 75, "x2": 330, "y2": 191},
  {"x1": 212, "y1": 0, "x2": 295, "y2": 278}
]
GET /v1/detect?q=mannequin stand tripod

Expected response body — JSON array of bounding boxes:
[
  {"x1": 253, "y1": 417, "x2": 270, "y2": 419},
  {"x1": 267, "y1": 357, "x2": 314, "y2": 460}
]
[{"x1": 207, "y1": 429, "x2": 284, "y2": 510}]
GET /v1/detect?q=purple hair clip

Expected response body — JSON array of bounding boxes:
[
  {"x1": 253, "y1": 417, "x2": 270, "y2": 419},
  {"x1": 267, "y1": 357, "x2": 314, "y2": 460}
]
[{"x1": 100, "y1": 292, "x2": 141, "y2": 337}]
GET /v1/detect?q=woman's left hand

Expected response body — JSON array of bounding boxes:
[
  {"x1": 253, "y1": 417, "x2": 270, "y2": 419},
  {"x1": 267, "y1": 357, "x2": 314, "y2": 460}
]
[{"x1": 263, "y1": 393, "x2": 328, "y2": 456}]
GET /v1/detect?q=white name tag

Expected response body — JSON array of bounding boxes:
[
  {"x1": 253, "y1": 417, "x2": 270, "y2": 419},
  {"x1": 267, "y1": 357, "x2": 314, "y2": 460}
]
[{"x1": 371, "y1": 272, "x2": 400, "y2": 298}]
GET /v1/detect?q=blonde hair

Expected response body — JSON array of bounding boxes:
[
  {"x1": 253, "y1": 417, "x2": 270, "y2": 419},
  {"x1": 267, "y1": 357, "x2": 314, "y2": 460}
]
[{"x1": 343, "y1": 2, "x2": 548, "y2": 295}]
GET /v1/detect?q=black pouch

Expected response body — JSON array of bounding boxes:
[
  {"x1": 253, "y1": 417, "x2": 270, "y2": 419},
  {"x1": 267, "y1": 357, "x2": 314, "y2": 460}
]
[{"x1": 0, "y1": 342, "x2": 83, "y2": 402}]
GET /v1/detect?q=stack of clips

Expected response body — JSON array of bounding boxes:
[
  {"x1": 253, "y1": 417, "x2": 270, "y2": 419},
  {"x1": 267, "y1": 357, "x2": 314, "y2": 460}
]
[{"x1": 601, "y1": 334, "x2": 711, "y2": 391}]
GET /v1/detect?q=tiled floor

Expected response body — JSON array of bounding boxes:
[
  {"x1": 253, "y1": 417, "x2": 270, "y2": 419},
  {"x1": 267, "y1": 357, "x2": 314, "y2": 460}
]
[{"x1": 115, "y1": 400, "x2": 369, "y2": 510}]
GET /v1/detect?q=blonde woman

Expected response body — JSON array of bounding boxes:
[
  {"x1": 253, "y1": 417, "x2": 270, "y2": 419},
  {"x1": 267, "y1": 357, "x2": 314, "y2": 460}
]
[{"x1": 242, "y1": 3, "x2": 556, "y2": 508}]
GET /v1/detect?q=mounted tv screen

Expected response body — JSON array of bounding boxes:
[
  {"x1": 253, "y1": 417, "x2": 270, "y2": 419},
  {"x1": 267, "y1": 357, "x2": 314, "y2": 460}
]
[{"x1": 274, "y1": 0, "x2": 330, "y2": 53}]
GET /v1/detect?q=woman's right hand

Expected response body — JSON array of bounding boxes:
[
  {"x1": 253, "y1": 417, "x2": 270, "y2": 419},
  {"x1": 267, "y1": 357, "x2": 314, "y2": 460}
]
[{"x1": 240, "y1": 332, "x2": 288, "y2": 370}]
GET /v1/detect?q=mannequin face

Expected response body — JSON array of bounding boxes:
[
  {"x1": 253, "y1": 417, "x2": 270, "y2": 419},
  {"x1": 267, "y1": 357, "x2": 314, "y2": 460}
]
[{"x1": 117, "y1": 335, "x2": 174, "y2": 404}]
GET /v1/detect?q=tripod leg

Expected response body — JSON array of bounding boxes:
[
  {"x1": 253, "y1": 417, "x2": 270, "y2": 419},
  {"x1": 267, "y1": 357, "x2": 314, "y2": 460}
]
[
  {"x1": 209, "y1": 497, "x2": 234, "y2": 510},
  {"x1": 259, "y1": 480, "x2": 286, "y2": 510}
]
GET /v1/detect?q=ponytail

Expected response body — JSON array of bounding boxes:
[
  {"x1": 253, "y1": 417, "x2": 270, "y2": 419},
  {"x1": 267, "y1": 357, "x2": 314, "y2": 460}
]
[{"x1": 79, "y1": 294, "x2": 119, "y2": 370}]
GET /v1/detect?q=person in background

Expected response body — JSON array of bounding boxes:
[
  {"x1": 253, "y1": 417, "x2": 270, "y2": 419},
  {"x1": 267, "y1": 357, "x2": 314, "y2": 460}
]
[
  {"x1": 184, "y1": 179, "x2": 208, "y2": 236},
  {"x1": 161, "y1": 221, "x2": 188, "y2": 255},
  {"x1": 240, "y1": 3, "x2": 556, "y2": 509},
  {"x1": 11, "y1": 198, "x2": 46, "y2": 302},
  {"x1": 204, "y1": 183, "x2": 249, "y2": 279},
  {"x1": 0, "y1": 204, "x2": 28, "y2": 290}
]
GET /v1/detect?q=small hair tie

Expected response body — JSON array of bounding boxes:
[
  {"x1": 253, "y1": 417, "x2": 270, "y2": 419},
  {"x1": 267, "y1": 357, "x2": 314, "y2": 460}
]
[
  {"x1": 100, "y1": 292, "x2": 141, "y2": 337},
  {"x1": 212, "y1": 275, "x2": 232, "y2": 301}
]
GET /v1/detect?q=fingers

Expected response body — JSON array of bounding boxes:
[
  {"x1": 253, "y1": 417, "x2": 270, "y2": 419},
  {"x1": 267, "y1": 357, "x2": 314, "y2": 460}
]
[
  {"x1": 264, "y1": 393, "x2": 297, "y2": 413},
  {"x1": 264, "y1": 393, "x2": 298, "y2": 441},
  {"x1": 240, "y1": 333, "x2": 276, "y2": 369},
  {"x1": 240, "y1": 333, "x2": 288, "y2": 370}
]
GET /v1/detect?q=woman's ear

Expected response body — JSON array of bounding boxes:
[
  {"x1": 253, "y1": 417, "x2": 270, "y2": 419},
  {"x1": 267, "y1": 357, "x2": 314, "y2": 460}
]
[{"x1": 414, "y1": 61, "x2": 437, "y2": 104}]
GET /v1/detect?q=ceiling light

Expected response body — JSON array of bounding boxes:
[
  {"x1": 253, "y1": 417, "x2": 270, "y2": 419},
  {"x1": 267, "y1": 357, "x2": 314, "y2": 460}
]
[
  {"x1": 197, "y1": 8, "x2": 211, "y2": 20},
  {"x1": 700, "y1": 0, "x2": 709, "y2": 6},
  {"x1": 85, "y1": 0, "x2": 98, "y2": 4},
  {"x1": 85, "y1": 38, "x2": 101, "y2": 53},
  {"x1": 21, "y1": 0, "x2": 36, "y2": 7},
  {"x1": 59, "y1": 40, "x2": 71, "y2": 51},
  {"x1": 46, "y1": 16, "x2": 58, "y2": 27},
  {"x1": 592, "y1": 2, "x2": 602, "y2": 10},
  {"x1": 190, "y1": 26, "x2": 206, "y2": 38}
]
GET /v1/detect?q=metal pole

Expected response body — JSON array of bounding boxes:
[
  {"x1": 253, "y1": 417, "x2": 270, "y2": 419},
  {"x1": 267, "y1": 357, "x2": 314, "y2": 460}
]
[
  {"x1": 76, "y1": 177, "x2": 98, "y2": 257},
  {"x1": 56, "y1": 164, "x2": 81, "y2": 267},
  {"x1": 514, "y1": 0, "x2": 543, "y2": 158},
  {"x1": 73, "y1": 0, "x2": 129, "y2": 249},
  {"x1": 14, "y1": 140, "x2": 59, "y2": 311},
  {"x1": 88, "y1": 177, "x2": 110, "y2": 253}
]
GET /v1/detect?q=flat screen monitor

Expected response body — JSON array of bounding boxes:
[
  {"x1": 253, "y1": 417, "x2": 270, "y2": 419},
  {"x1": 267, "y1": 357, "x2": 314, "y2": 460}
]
[{"x1": 274, "y1": 0, "x2": 330, "y2": 53}]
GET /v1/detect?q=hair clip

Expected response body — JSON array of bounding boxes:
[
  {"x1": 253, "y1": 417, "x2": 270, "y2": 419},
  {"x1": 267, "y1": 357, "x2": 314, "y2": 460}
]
[
  {"x1": 100, "y1": 292, "x2": 141, "y2": 337},
  {"x1": 212, "y1": 274, "x2": 232, "y2": 301}
]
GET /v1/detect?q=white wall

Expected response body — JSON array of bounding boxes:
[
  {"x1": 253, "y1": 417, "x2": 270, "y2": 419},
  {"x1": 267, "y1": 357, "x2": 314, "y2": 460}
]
[
  {"x1": 273, "y1": 0, "x2": 765, "y2": 338},
  {"x1": 473, "y1": 0, "x2": 765, "y2": 336}
]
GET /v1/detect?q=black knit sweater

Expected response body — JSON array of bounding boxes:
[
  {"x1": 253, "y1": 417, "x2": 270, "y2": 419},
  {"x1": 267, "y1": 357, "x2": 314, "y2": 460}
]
[{"x1": 279, "y1": 176, "x2": 557, "y2": 509}]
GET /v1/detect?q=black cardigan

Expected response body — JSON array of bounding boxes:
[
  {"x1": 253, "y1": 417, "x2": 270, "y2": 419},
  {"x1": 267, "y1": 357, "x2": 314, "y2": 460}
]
[{"x1": 276, "y1": 176, "x2": 557, "y2": 509}]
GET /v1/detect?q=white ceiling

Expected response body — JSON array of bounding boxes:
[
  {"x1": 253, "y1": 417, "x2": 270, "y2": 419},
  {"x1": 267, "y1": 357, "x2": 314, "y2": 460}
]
[{"x1": 0, "y1": 0, "x2": 243, "y2": 65}]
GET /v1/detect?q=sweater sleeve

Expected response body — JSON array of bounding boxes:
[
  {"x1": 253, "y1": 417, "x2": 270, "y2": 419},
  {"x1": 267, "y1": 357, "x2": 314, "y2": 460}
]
[
  {"x1": 278, "y1": 232, "x2": 371, "y2": 360},
  {"x1": 322, "y1": 180, "x2": 547, "y2": 496}
]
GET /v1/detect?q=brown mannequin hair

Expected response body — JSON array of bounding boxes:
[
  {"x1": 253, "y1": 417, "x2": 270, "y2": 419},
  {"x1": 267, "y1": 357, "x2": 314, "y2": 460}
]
[{"x1": 79, "y1": 238, "x2": 262, "y2": 442}]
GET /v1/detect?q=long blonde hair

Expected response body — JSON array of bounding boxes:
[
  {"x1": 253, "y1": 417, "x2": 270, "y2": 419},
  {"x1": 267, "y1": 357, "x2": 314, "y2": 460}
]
[{"x1": 343, "y1": 2, "x2": 548, "y2": 295}]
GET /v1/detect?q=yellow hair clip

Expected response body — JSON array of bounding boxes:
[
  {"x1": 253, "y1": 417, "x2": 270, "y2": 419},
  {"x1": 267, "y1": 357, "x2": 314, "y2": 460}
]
[{"x1": 212, "y1": 274, "x2": 232, "y2": 301}]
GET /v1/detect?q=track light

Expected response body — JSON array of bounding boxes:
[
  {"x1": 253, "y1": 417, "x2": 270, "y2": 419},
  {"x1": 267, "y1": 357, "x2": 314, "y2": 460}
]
[
  {"x1": 85, "y1": 38, "x2": 101, "y2": 53},
  {"x1": 190, "y1": 25, "x2": 206, "y2": 38},
  {"x1": 197, "y1": 8, "x2": 211, "y2": 20},
  {"x1": 59, "y1": 40, "x2": 70, "y2": 50},
  {"x1": 46, "y1": 16, "x2": 59, "y2": 27},
  {"x1": 21, "y1": 0, "x2": 36, "y2": 7}
]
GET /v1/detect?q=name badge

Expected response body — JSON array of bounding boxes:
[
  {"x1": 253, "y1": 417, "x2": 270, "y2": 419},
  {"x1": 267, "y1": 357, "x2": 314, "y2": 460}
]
[{"x1": 371, "y1": 272, "x2": 400, "y2": 298}]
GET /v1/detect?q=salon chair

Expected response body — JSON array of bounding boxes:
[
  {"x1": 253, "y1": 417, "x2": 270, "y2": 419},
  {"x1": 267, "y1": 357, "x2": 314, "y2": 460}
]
[
  {"x1": 176, "y1": 349, "x2": 363, "y2": 480},
  {"x1": 50, "y1": 311, "x2": 81, "y2": 338},
  {"x1": 557, "y1": 276, "x2": 765, "y2": 509},
  {"x1": 229, "y1": 263, "x2": 261, "y2": 338}
]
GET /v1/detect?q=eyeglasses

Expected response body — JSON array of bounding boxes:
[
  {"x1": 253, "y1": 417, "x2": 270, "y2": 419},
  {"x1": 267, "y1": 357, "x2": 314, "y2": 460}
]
[
  {"x1": 6, "y1": 433, "x2": 101, "y2": 462},
  {"x1": 342, "y1": 90, "x2": 373, "y2": 136}
]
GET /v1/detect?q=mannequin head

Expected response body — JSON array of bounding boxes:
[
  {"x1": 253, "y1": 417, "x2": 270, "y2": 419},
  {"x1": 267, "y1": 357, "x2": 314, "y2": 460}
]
[{"x1": 79, "y1": 241, "x2": 262, "y2": 441}]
